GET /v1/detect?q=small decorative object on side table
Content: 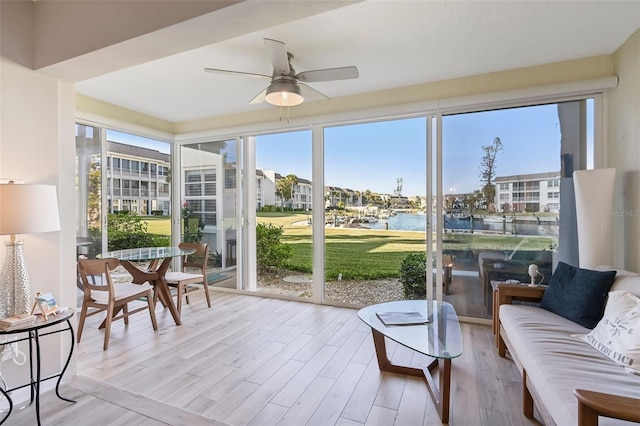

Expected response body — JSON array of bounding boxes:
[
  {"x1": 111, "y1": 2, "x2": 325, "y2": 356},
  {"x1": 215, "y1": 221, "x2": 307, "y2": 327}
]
[
  {"x1": 31, "y1": 291, "x2": 60, "y2": 320},
  {"x1": 492, "y1": 280, "x2": 547, "y2": 357}
]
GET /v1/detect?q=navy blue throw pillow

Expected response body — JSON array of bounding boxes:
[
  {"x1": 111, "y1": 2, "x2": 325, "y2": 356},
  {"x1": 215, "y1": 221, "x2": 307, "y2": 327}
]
[{"x1": 540, "y1": 262, "x2": 616, "y2": 329}]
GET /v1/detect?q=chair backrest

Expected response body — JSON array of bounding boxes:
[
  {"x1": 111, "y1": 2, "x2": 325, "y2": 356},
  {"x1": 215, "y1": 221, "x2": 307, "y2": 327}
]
[
  {"x1": 178, "y1": 242, "x2": 209, "y2": 275},
  {"x1": 78, "y1": 258, "x2": 119, "y2": 295}
]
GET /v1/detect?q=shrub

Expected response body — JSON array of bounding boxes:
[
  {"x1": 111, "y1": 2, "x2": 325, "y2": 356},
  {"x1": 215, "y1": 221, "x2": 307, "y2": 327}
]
[
  {"x1": 107, "y1": 212, "x2": 155, "y2": 250},
  {"x1": 182, "y1": 203, "x2": 204, "y2": 243},
  {"x1": 209, "y1": 250, "x2": 222, "y2": 268},
  {"x1": 258, "y1": 205, "x2": 278, "y2": 213},
  {"x1": 399, "y1": 252, "x2": 427, "y2": 299},
  {"x1": 256, "y1": 223, "x2": 293, "y2": 272}
]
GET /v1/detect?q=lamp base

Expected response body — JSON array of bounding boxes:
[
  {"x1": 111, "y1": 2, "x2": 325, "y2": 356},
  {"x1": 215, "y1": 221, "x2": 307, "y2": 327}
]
[{"x1": 0, "y1": 241, "x2": 33, "y2": 318}]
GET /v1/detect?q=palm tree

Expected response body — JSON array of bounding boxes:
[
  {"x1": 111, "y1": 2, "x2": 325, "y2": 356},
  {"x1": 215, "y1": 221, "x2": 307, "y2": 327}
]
[{"x1": 275, "y1": 174, "x2": 298, "y2": 211}]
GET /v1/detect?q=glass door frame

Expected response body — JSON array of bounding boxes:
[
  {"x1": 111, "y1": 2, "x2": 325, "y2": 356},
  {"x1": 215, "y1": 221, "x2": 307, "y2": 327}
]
[{"x1": 171, "y1": 86, "x2": 607, "y2": 310}]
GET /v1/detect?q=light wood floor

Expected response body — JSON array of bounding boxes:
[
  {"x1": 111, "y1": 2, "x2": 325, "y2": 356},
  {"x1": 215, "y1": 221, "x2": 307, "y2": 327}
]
[{"x1": 8, "y1": 291, "x2": 539, "y2": 425}]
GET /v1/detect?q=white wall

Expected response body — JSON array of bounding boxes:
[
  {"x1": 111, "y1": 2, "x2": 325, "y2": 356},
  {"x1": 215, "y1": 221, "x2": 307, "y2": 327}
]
[
  {"x1": 609, "y1": 28, "x2": 640, "y2": 272},
  {"x1": 0, "y1": 4, "x2": 77, "y2": 401}
]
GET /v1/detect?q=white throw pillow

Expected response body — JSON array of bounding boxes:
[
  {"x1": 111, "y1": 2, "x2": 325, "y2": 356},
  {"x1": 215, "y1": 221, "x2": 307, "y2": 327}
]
[{"x1": 582, "y1": 290, "x2": 640, "y2": 374}]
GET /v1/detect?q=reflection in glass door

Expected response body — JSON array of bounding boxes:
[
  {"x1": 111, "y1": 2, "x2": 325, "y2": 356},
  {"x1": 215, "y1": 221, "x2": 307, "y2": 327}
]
[
  {"x1": 441, "y1": 100, "x2": 593, "y2": 319},
  {"x1": 75, "y1": 124, "x2": 103, "y2": 259},
  {"x1": 181, "y1": 140, "x2": 238, "y2": 289}
]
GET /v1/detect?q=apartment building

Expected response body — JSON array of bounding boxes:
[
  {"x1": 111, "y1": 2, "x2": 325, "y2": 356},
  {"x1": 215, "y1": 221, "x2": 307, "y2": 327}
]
[
  {"x1": 106, "y1": 141, "x2": 171, "y2": 215},
  {"x1": 494, "y1": 171, "x2": 561, "y2": 213}
]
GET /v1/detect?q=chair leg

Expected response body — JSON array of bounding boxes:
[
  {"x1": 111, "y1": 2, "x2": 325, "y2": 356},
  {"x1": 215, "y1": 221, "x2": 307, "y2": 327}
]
[
  {"x1": 147, "y1": 290, "x2": 158, "y2": 331},
  {"x1": 103, "y1": 303, "x2": 115, "y2": 350},
  {"x1": 77, "y1": 303, "x2": 88, "y2": 343},
  {"x1": 176, "y1": 283, "x2": 184, "y2": 316},
  {"x1": 123, "y1": 303, "x2": 129, "y2": 325},
  {"x1": 204, "y1": 280, "x2": 212, "y2": 308}
]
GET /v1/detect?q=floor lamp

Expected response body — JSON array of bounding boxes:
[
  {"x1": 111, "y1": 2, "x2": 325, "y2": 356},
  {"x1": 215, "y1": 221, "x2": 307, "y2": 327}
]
[{"x1": 0, "y1": 183, "x2": 61, "y2": 318}]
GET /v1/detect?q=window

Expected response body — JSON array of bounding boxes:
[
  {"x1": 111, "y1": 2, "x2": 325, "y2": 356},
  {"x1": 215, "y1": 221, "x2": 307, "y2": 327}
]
[
  {"x1": 181, "y1": 140, "x2": 236, "y2": 270},
  {"x1": 324, "y1": 118, "x2": 426, "y2": 305},
  {"x1": 255, "y1": 130, "x2": 312, "y2": 295},
  {"x1": 443, "y1": 100, "x2": 592, "y2": 318},
  {"x1": 225, "y1": 168, "x2": 236, "y2": 189}
]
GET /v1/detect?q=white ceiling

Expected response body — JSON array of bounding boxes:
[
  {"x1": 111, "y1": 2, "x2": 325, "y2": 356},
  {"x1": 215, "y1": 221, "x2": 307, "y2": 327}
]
[{"x1": 74, "y1": 0, "x2": 640, "y2": 123}]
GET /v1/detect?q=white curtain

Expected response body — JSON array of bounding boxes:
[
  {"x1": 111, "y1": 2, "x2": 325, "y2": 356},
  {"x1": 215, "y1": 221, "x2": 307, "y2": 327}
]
[{"x1": 573, "y1": 168, "x2": 616, "y2": 268}]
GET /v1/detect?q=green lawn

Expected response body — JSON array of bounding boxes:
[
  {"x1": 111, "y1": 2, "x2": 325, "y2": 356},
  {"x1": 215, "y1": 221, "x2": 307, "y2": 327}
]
[
  {"x1": 257, "y1": 212, "x2": 556, "y2": 280},
  {"x1": 140, "y1": 212, "x2": 558, "y2": 280},
  {"x1": 141, "y1": 216, "x2": 171, "y2": 236}
]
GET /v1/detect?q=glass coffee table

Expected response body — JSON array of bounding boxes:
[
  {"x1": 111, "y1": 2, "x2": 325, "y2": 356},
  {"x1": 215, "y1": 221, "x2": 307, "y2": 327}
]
[{"x1": 358, "y1": 300, "x2": 463, "y2": 423}]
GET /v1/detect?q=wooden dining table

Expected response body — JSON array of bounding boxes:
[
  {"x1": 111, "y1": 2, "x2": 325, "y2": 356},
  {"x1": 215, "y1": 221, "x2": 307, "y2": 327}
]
[{"x1": 98, "y1": 246, "x2": 196, "y2": 326}]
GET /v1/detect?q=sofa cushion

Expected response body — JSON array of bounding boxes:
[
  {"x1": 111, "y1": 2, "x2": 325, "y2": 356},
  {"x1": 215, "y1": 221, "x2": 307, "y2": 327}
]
[
  {"x1": 500, "y1": 304, "x2": 640, "y2": 426},
  {"x1": 540, "y1": 262, "x2": 616, "y2": 328},
  {"x1": 595, "y1": 266, "x2": 640, "y2": 298},
  {"x1": 582, "y1": 291, "x2": 640, "y2": 374}
]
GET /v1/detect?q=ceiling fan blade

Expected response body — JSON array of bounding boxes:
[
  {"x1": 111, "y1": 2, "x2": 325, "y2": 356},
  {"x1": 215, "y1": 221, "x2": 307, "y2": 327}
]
[
  {"x1": 204, "y1": 68, "x2": 271, "y2": 79},
  {"x1": 296, "y1": 66, "x2": 359, "y2": 82},
  {"x1": 263, "y1": 38, "x2": 291, "y2": 76},
  {"x1": 299, "y1": 82, "x2": 331, "y2": 101},
  {"x1": 249, "y1": 87, "x2": 268, "y2": 104}
]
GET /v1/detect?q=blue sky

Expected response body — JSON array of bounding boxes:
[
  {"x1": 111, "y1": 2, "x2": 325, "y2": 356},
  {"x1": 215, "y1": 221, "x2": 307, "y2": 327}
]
[
  {"x1": 108, "y1": 100, "x2": 593, "y2": 197},
  {"x1": 257, "y1": 101, "x2": 593, "y2": 196}
]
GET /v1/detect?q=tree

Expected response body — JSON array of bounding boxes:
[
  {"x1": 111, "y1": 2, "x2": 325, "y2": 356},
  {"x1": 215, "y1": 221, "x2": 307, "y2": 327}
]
[
  {"x1": 479, "y1": 137, "x2": 503, "y2": 207},
  {"x1": 353, "y1": 190, "x2": 361, "y2": 205},
  {"x1": 363, "y1": 189, "x2": 372, "y2": 205},
  {"x1": 275, "y1": 174, "x2": 298, "y2": 211}
]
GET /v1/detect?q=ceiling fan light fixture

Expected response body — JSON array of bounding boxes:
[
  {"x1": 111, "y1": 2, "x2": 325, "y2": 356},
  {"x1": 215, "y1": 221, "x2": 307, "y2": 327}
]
[{"x1": 265, "y1": 80, "x2": 303, "y2": 107}]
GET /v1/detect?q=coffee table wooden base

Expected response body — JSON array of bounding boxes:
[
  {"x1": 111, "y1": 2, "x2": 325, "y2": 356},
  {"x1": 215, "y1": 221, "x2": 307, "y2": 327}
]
[{"x1": 372, "y1": 328, "x2": 452, "y2": 423}]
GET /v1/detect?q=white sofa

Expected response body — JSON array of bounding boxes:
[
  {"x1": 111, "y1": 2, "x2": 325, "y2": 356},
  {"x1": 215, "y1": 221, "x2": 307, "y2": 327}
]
[{"x1": 497, "y1": 268, "x2": 640, "y2": 426}]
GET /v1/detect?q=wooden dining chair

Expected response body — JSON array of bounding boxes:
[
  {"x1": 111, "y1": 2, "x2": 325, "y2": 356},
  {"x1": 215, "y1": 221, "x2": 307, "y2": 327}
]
[
  {"x1": 163, "y1": 242, "x2": 211, "y2": 315},
  {"x1": 77, "y1": 258, "x2": 158, "y2": 350}
]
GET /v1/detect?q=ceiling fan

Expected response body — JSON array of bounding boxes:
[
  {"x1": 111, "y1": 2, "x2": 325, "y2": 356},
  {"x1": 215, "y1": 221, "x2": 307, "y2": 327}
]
[{"x1": 205, "y1": 38, "x2": 359, "y2": 107}]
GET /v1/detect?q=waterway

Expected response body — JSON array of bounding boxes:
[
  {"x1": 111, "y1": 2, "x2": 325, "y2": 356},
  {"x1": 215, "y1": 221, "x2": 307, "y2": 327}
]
[{"x1": 367, "y1": 212, "x2": 558, "y2": 237}]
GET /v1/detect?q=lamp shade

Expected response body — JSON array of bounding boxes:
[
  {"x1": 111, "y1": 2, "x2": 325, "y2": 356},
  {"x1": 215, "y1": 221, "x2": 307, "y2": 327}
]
[
  {"x1": 265, "y1": 80, "x2": 304, "y2": 107},
  {"x1": 0, "y1": 184, "x2": 61, "y2": 235}
]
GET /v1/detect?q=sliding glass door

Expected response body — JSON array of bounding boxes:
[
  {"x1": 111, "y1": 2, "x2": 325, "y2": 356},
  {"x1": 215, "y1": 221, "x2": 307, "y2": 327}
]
[
  {"x1": 180, "y1": 140, "x2": 239, "y2": 289},
  {"x1": 75, "y1": 124, "x2": 103, "y2": 258},
  {"x1": 76, "y1": 126, "x2": 173, "y2": 258},
  {"x1": 253, "y1": 131, "x2": 313, "y2": 298},
  {"x1": 441, "y1": 100, "x2": 593, "y2": 319},
  {"x1": 323, "y1": 118, "x2": 427, "y2": 305}
]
